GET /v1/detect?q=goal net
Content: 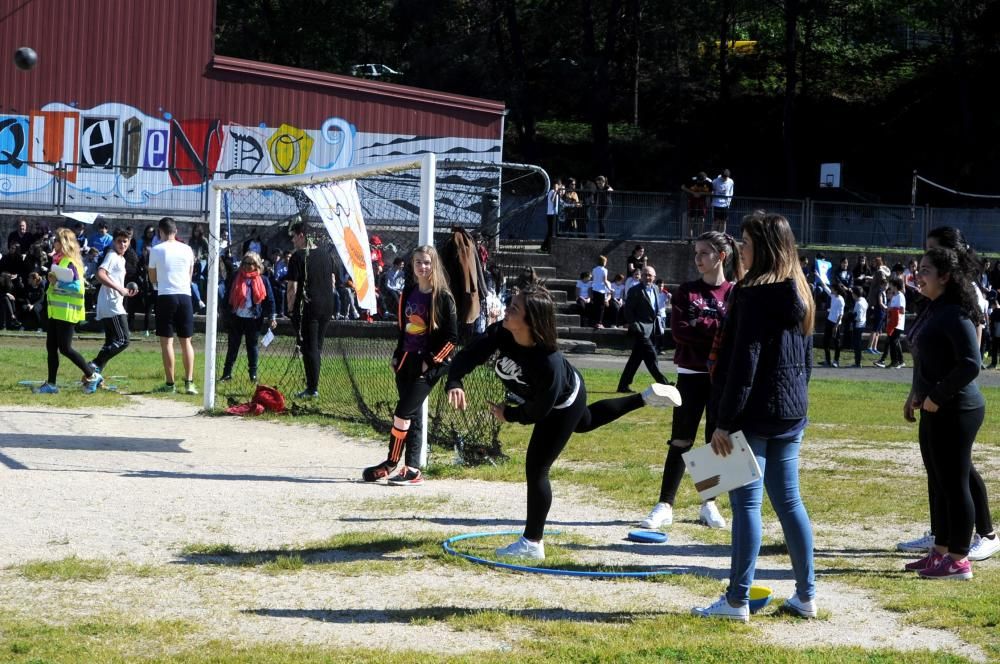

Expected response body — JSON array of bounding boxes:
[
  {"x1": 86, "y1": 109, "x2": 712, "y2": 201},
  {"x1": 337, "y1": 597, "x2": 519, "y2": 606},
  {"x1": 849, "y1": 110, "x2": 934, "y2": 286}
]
[{"x1": 203, "y1": 155, "x2": 549, "y2": 466}]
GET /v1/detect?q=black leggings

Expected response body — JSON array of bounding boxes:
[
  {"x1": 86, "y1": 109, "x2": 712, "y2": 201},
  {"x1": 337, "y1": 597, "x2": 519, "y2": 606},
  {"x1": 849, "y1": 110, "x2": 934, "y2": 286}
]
[
  {"x1": 523, "y1": 383, "x2": 646, "y2": 540},
  {"x1": 919, "y1": 406, "x2": 985, "y2": 556},
  {"x1": 659, "y1": 372, "x2": 713, "y2": 505},
  {"x1": 389, "y1": 354, "x2": 447, "y2": 468},
  {"x1": 46, "y1": 319, "x2": 91, "y2": 384}
]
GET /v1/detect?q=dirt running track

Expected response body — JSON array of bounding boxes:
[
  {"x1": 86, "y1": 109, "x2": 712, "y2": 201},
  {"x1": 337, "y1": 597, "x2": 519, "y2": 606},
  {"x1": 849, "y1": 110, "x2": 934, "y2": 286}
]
[{"x1": 0, "y1": 398, "x2": 987, "y2": 661}]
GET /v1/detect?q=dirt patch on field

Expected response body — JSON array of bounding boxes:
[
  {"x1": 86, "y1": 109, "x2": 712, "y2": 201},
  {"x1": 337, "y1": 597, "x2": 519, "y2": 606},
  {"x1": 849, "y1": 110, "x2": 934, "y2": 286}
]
[{"x1": 0, "y1": 398, "x2": 988, "y2": 661}]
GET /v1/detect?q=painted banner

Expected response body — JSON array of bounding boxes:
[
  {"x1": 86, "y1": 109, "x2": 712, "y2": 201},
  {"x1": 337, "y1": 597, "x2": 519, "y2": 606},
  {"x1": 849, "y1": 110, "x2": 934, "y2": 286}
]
[{"x1": 303, "y1": 180, "x2": 377, "y2": 311}]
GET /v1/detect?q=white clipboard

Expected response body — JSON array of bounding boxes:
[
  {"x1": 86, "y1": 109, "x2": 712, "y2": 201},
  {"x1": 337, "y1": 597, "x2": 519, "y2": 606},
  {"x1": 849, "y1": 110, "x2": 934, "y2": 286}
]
[
  {"x1": 682, "y1": 430, "x2": 762, "y2": 501},
  {"x1": 261, "y1": 329, "x2": 276, "y2": 347}
]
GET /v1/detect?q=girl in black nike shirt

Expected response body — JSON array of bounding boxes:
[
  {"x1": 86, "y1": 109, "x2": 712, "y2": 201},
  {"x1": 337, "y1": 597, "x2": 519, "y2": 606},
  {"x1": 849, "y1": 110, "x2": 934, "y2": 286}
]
[{"x1": 446, "y1": 283, "x2": 680, "y2": 560}]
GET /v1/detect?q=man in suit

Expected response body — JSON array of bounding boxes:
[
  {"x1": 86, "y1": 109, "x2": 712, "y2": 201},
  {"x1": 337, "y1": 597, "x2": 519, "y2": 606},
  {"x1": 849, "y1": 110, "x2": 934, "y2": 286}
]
[{"x1": 617, "y1": 265, "x2": 671, "y2": 392}]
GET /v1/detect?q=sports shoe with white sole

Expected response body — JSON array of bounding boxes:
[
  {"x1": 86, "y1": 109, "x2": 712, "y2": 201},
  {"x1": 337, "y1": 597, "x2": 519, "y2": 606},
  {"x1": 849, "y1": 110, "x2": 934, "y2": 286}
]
[
  {"x1": 642, "y1": 383, "x2": 682, "y2": 408},
  {"x1": 640, "y1": 502, "x2": 673, "y2": 529},
  {"x1": 699, "y1": 501, "x2": 727, "y2": 529},
  {"x1": 968, "y1": 533, "x2": 1000, "y2": 561},
  {"x1": 495, "y1": 536, "x2": 545, "y2": 560},
  {"x1": 897, "y1": 531, "x2": 934, "y2": 553},
  {"x1": 918, "y1": 556, "x2": 973, "y2": 580},
  {"x1": 783, "y1": 594, "x2": 817, "y2": 618},
  {"x1": 691, "y1": 595, "x2": 749, "y2": 622},
  {"x1": 387, "y1": 468, "x2": 424, "y2": 486},
  {"x1": 83, "y1": 373, "x2": 103, "y2": 394}
]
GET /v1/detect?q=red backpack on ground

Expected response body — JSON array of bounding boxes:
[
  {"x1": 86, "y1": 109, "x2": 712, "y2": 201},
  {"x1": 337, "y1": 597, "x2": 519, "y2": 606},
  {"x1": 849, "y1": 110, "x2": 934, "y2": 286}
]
[{"x1": 224, "y1": 385, "x2": 286, "y2": 416}]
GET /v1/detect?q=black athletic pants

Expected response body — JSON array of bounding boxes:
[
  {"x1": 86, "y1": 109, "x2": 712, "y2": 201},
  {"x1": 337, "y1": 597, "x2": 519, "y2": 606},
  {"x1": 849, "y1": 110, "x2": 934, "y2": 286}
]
[
  {"x1": 300, "y1": 315, "x2": 329, "y2": 392},
  {"x1": 46, "y1": 319, "x2": 91, "y2": 384},
  {"x1": 523, "y1": 384, "x2": 646, "y2": 540},
  {"x1": 919, "y1": 406, "x2": 985, "y2": 556},
  {"x1": 823, "y1": 320, "x2": 841, "y2": 364},
  {"x1": 617, "y1": 331, "x2": 667, "y2": 390},
  {"x1": 92, "y1": 314, "x2": 130, "y2": 371}
]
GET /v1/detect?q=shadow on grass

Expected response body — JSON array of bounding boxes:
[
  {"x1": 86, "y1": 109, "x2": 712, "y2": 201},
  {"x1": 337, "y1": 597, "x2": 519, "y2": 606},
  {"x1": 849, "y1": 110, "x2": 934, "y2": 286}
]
[
  {"x1": 338, "y1": 515, "x2": 634, "y2": 528},
  {"x1": 243, "y1": 606, "x2": 667, "y2": 624},
  {"x1": 121, "y1": 470, "x2": 354, "y2": 484},
  {"x1": 174, "y1": 535, "x2": 441, "y2": 567}
]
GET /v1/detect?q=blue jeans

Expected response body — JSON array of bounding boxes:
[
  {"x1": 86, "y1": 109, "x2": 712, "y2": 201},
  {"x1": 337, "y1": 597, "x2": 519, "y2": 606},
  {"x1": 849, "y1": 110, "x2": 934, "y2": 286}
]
[{"x1": 726, "y1": 432, "x2": 815, "y2": 605}]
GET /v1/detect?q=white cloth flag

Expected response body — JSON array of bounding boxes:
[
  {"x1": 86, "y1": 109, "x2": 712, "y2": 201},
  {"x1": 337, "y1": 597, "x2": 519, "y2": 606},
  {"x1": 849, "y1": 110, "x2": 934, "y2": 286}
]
[{"x1": 302, "y1": 180, "x2": 377, "y2": 311}]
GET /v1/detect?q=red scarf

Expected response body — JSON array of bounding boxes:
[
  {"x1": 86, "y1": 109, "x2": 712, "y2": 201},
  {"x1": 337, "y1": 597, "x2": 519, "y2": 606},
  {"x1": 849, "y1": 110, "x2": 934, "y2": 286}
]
[{"x1": 229, "y1": 269, "x2": 266, "y2": 310}]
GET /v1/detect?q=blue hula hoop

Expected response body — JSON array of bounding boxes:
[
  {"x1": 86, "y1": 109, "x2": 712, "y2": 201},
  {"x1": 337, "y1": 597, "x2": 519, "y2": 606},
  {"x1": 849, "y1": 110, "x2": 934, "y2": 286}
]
[{"x1": 442, "y1": 530, "x2": 673, "y2": 579}]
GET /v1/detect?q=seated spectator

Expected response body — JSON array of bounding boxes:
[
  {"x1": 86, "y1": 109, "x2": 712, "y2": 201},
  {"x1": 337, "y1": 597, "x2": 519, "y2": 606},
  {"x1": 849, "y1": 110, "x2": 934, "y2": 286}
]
[
  {"x1": 624, "y1": 268, "x2": 642, "y2": 294},
  {"x1": 852, "y1": 254, "x2": 872, "y2": 287},
  {"x1": 0, "y1": 240, "x2": 26, "y2": 278},
  {"x1": 830, "y1": 257, "x2": 853, "y2": 291},
  {"x1": 89, "y1": 221, "x2": 113, "y2": 255},
  {"x1": 73, "y1": 223, "x2": 89, "y2": 253},
  {"x1": 609, "y1": 273, "x2": 626, "y2": 327},
  {"x1": 16, "y1": 271, "x2": 45, "y2": 330},
  {"x1": 0, "y1": 274, "x2": 21, "y2": 330},
  {"x1": 383, "y1": 257, "x2": 406, "y2": 319}
]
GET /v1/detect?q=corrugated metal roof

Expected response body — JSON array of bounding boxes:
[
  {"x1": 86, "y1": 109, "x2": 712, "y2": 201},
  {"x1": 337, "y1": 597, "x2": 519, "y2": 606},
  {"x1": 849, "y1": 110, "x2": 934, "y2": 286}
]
[{"x1": 0, "y1": 0, "x2": 504, "y2": 138}]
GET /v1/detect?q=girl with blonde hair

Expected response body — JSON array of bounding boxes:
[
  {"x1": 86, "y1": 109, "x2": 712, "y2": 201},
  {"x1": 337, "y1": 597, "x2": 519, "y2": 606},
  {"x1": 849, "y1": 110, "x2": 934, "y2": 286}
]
[
  {"x1": 363, "y1": 246, "x2": 459, "y2": 486},
  {"x1": 35, "y1": 228, "x2": 104, "y2": 394}
]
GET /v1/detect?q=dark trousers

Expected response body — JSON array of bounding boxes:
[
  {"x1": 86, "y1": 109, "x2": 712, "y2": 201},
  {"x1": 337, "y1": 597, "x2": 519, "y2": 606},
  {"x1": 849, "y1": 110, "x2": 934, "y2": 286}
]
[
  {"x1": 823, "y1": 320, "x2": 841, "y2": 364},
  {"x1": 223, "y1": 316, "x2": 261, "y2": 379},
  {"x1": 852, "y1": 325, "x2": 864, "y2": 366},
  {"x1": 388, "y1": 355, "x2": 447, "y2": 468},
  {"x1": 92, "y1": 314, "x2": 130, "y2": 371},
  {"x1": 542, "y1": 214, "x2": 556, "y2": 252},
  {"x1": 919, "y1": 406, "x2": 985, "y2": 556},
  {"x1": 618, "y1": 331, "x2": 668, "y2": 390},
  {"x1": 46, "y1": 319, "x2": 91, "y2": 383},
  {"x1": 300, "y1": 315, "x2": 330, "y2": 392},
  {"x1": 659, "y1": 372, "x2": 713, "y2": 504},
  {"x1": 880, "y1": 329, "x2": 903, "y2": 365},
  {"x1": 524, "y1": 385, "x2": 645, "y2": 540},
  {"x1": 589, "y1": 291, "x2": 607, "y2": 327}
]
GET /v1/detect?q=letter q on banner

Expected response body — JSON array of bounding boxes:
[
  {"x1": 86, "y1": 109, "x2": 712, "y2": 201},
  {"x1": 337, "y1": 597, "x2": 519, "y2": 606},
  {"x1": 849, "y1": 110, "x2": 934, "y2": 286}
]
[{"x1": 303, "y1": 181, "x2": 377, "y2": 311}]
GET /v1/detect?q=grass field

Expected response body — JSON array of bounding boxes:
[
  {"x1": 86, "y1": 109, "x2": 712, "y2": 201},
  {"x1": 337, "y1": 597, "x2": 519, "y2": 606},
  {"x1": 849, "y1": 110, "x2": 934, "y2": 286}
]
[{"x1": 0, "y1": 331, "x2": 997, "y2": 662}]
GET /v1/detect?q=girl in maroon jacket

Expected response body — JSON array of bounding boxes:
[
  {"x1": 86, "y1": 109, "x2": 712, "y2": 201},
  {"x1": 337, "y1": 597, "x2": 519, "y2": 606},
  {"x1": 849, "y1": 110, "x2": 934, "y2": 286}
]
[
  {"x1": 362, "y1": 246, "x2": 458, "y2": 486},
  {"x1": 639, "y1": 231, "x2": 744, "y2": 531}
]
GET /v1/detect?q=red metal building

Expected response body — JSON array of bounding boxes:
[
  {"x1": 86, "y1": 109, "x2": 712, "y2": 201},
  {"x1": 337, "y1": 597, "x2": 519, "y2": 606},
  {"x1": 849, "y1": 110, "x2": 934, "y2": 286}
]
[{"x1": 0, "y1": 0, "x2": 506, "y2": 217}]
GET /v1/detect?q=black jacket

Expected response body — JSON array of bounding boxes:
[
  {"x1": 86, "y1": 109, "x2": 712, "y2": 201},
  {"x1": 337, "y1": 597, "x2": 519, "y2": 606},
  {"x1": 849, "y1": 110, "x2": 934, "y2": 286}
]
[
  {"x1": 908, "y1": 299, "x2": 984, "y2": 411},
  {"x1": 393, "y1": 286, "x2": 459, "y2": 367},
  {"x1": 623, "y1": 283, "x2": 661, "y2": 338},
  {"x1": 446, "y1": 322, "x2": 579, "y2": 425},
  {"x1": 711, "y1": 280, "x2": 813, "y2": 435}
]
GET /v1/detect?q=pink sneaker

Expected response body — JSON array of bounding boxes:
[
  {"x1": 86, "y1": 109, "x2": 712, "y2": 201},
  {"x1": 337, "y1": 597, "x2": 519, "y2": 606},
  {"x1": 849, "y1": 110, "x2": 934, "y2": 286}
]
[
  {"x1": 918, "y1": 555, "x2": 973, "y2": 580},
  {"x1": 904, "y1": 550, "x2": 944, "y2": 572}
]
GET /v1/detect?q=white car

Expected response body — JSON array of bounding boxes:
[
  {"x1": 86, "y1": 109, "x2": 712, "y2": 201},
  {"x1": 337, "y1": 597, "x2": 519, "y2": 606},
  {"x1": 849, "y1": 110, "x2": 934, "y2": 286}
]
[{"x1": 350, "y1": 64, "x2": 401, "y2": 78}]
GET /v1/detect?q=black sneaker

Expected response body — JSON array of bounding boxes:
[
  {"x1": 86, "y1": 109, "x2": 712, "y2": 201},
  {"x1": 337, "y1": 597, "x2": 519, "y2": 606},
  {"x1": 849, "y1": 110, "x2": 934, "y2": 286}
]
[
  {"x1": 218, "y1": 374, "x2": 233, "y2": 382},
  {"x1": 362, "y1": 460, "x2": 397, "y2": 482},
  {"x1": 873, "y1": 360, "x2": 886, "y2": 368},
  {"x1": 388, "y1": 468, "x2": 424, "y2": 486}
]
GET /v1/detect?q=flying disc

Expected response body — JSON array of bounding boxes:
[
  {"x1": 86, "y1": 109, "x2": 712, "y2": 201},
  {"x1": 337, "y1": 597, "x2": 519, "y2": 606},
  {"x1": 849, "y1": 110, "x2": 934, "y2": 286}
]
[
  {"x1": 627, "y1": 529, "x2": 668, "y2": 544},
  {"x1": 748, "y1": 585, "x2": 773, "y2": 613}
]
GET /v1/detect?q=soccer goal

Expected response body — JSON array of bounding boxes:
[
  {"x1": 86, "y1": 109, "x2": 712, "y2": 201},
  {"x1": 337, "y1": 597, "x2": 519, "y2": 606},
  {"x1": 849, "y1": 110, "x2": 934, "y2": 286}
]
[{"x1": 202, "y1": 154, "x2": 547, "y2": 466}]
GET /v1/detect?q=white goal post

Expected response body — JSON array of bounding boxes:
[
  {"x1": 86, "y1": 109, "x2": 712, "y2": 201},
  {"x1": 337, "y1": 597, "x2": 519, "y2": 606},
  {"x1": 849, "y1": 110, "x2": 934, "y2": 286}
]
[{"x1": 203, "y1": 154, "x2": 437, "y2": 461}]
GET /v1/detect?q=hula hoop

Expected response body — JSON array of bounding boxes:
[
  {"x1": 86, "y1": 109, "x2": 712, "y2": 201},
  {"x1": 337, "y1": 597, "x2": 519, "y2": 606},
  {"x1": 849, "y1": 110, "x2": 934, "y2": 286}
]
[{"x1": 442, "y1": 530, "x2": 673, "y2": 579}]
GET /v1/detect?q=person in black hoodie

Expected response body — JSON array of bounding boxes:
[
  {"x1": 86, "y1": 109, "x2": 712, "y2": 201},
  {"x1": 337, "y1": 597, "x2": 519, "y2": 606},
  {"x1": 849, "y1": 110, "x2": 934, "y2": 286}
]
[
  {"x1": 363, "y1": 246, "x2": 459, "y2": 487},
  {"x1": 692, "y1": 212, "x2": 817, "y2": 623},
  {"x1": 446, "y1": 283, "x2": 681, "y2": 560}
]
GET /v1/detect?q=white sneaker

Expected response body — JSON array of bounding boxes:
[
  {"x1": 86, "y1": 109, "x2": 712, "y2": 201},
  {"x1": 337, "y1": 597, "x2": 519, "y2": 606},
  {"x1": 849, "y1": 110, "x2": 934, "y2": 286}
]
[
  {"x1": 969, "y1": 533, "x2": 1000, "y2": 561},
  {"x1": 691, "y1": 595, "x2": 749, "y2": 622},
  {"x1": 495, "y1": 536, "x2": 545, "y2": 560},
  {"x1": 699, "y1": 501, "x2": 727, "y2": 529},
  {"x1": 642, "y1": 383, "x2": 682, "y2": 408},
  {"x1": 783, "y1": 594, "x2": 817, "y2": 618},
  {"x1": 640, "y1": 502, "x2": 673, "y2": 529},
  {"x1": 897, "y1": 531, "x2": 935, "y2": 553}
]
